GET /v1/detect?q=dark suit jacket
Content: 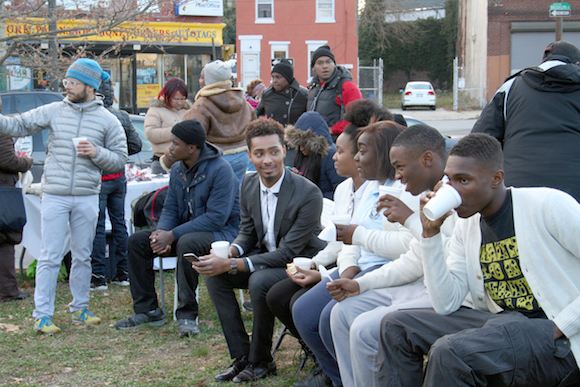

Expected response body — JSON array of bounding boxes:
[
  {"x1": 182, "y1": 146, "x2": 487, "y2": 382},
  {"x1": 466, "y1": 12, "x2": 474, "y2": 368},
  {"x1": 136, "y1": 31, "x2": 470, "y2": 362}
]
[{"x1": 234, "y1": 170, "x2": 326, "y2": 269}]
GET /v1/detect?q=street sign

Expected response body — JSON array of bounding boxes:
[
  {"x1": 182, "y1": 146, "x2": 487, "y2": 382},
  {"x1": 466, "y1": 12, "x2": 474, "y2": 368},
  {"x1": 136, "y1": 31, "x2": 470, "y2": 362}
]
[{"x1": 550, "y1": 2, "x2": 571, "y2": 17}]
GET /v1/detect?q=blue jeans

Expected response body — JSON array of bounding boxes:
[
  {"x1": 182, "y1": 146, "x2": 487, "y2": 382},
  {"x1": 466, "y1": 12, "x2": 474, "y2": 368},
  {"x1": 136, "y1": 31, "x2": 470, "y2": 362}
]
[
  {"x1": 223, "y1": 151, "x2": 249, "y2": 185},
  {"x1": 293, "y1": 265, "x2": 382, "y2": 387},
  {"x1": 91, "y1": 174, "x2": 128, "y2": 279}
]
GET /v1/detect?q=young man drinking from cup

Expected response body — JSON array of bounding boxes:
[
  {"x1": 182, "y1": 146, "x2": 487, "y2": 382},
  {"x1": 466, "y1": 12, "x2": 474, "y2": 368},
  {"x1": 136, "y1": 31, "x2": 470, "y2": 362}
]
[{"x1": 378, "y1": 133, "x2": 580, "y2": 386}]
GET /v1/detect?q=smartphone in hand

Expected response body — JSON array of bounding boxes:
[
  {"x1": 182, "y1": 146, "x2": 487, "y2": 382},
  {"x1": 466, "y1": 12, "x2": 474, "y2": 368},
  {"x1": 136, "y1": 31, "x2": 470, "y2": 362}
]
[{"x1": 183, "y1": 252, "x2": 199, "y2": 263}]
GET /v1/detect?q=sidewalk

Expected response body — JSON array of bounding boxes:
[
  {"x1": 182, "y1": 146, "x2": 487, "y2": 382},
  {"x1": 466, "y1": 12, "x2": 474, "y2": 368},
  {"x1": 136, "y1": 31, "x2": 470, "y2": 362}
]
[{"x1": 390, "y1": 108, "x2": 482, "y2": 121}]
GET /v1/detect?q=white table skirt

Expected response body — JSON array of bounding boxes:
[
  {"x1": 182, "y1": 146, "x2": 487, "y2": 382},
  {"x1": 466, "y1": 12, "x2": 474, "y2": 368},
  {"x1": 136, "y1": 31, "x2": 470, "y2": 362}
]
[{"x1": 19, "y1": 176, "x2": 170, "y2": 260}]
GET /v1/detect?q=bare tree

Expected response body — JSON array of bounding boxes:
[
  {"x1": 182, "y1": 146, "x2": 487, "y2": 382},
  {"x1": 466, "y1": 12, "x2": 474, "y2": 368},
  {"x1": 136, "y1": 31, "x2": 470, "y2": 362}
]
[{"x1": 0, "y1": 0, "x2": 168, "y2": 88}]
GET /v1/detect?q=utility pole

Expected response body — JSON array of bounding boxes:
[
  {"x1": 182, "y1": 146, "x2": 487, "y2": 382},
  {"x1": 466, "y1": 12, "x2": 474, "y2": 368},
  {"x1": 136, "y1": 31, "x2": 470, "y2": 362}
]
[{"x1": 48, "y1": 0, "x2": 58, "y2": 91}]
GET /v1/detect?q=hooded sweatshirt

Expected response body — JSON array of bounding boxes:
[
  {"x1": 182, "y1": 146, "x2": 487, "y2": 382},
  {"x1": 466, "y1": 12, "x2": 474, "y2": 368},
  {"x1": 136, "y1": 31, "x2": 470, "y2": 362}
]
[
  {"x1": 285, "y1": 111, "x2": 345, "y2": 199},
  {"x1": 182, "y1": 81, "x2": 257, "y2": 152},
  {"x1": 472, "y1": 59, "x2": 580, "y2": 201}
]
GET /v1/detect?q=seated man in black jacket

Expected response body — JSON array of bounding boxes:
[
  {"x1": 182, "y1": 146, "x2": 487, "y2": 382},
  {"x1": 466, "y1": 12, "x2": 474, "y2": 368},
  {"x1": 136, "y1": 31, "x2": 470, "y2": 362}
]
[
  {"x1": 193, "y1": 118, "x2": 326, "y2": 383},
  {"x1": 256, "y1": 59, "x2": 308, "y2": 126},
  {"x1": 115, "y1": 119, "x2": 240, "y2": 337}
]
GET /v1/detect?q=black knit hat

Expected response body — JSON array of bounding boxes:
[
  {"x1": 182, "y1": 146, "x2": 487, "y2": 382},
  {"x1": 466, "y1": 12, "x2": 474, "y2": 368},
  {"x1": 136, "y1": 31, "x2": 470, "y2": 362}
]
[
  {"x1": 272, "y1": 59, "x2": 294, "y2": 84},
  {"x1": 543, "y1": 41, "x2": 580, "y2": 64},
  {"x1": 311, "y1": 45, "x2": 335, "y2": 67},
  {"x1": 171, "y1": 119, "x2": 206, "y2": 149}
]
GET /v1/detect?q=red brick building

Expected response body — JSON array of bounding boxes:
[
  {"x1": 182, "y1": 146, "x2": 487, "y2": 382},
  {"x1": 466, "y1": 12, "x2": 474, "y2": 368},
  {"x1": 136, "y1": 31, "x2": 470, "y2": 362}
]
[
  {"x1": 235, "y1": 0, "x2": 358, "y2": 89},
  {"x1": 487, "y1": 0, "x2": 580, "y2": 99}
]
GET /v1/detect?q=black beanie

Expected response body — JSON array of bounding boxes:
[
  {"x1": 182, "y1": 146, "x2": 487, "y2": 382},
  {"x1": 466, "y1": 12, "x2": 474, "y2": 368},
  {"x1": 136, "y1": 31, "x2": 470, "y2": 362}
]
[
  {"x1": 171, "y1": 119, "x2": 206, "y2": 149},
  {"x1": 272, "y1": 59, "x2": 294, "y2": 84},
  {"x1": 542, "y1": 41, "x2": 580, "y2": 63},
  {"x1": 311, "y1": 45, "x2": 335, "y2": 67}
]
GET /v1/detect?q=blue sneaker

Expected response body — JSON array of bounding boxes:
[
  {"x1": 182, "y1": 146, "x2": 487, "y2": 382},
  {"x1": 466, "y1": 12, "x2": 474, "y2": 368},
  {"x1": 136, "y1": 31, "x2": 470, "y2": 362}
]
[{"x1": 34, "y1": 316, "x2": 61, "y2": 335}]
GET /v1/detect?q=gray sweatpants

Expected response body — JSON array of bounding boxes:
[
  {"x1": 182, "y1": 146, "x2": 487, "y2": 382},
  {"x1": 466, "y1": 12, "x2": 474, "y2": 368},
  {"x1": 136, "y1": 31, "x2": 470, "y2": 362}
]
[
  {"x1": 330, "y1": 280, "x2": 432, "y2": 387},
  {"x1": 379, "y1": 307, "x2": 580, "y2": 387}
]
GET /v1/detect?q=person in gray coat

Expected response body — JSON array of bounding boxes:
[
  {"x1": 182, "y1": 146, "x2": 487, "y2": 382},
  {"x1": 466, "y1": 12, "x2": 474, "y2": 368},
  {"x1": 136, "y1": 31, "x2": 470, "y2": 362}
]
[{"x1": 0, "y1": 58, "x2": 127, "y2": 334}]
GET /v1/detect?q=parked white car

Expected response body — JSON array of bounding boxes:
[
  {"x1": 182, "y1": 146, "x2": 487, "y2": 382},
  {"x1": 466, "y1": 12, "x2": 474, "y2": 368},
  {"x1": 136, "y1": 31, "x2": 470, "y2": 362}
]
[{"x1": 401, "y1": 81, "x2": 436, "y2": 110}]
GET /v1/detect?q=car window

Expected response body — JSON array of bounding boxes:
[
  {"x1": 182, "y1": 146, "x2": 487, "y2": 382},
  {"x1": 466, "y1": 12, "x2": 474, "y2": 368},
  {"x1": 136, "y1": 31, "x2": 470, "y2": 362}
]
[
  {"x1": 39, "y1": 93, "x2": 64, "y2": 104},
  {"x1": 409, "y1": 84, "x2": 430, "y2": 90},
  {"x1": 0, "y1": 95, "x2": 14, "y2": 114},
  {"x1": 14, "y1": 94, "x2": 42, "y2": 113},
  {"x1": 131, "y1": 118, "x2": 152, "y2": 152},
  {"x1": 33, "y1": 129, "x2": 50, "y2": 152}
]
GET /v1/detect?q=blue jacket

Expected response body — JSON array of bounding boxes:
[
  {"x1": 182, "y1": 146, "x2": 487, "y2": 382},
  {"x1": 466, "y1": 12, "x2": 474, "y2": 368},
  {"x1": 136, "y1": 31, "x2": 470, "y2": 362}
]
[
  {"x1": 286, "y1": 111, "x2": 345, "y2": 199},
  {"x1": 157, "y1": 142, "x2": 240, "y2": 242}
]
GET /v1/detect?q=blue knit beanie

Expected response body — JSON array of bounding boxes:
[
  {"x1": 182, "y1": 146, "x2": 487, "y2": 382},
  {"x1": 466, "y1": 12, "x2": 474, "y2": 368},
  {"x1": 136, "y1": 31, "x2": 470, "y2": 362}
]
[{"x1": 66, "y1": 58, "x2": 110, "y2": 90}]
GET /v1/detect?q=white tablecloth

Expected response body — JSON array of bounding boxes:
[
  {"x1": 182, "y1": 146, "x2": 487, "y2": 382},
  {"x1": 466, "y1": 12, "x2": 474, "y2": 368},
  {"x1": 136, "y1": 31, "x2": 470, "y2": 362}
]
[{"x1": 19, "y1": 176, "x2": 170, "y2": 260}]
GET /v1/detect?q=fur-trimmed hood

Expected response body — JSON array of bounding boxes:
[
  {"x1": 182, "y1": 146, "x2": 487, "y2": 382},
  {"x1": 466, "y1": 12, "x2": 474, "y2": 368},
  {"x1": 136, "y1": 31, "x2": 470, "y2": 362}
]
[
  {"x1": 285, "y1": 111, "x2": 332, "y2": 157},
  {"x1": 148, "y1": 97, "x2": 192, "y2": 110}
]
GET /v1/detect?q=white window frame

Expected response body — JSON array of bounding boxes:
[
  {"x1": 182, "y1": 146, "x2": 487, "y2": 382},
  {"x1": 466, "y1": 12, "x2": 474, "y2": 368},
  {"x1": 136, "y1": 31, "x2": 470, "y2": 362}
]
[
  {"x1": 306, "y1": 40, "x2": 328, "y2": 82},
  {"x1": 316, "y1": 0, "x2": 335, "y2": 23},
  {"x1": 269, "y1": 41, "x2": 290, "y2": 65},
  {"x1": 256, "y1": 0, "x2": 275, "y2": 24}
]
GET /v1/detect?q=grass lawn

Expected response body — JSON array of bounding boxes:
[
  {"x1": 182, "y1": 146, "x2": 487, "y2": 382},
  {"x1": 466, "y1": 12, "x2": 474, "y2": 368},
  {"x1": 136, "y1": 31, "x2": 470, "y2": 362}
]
[
  {"x1": 0, "y1": 273, "x2": 308, "y2": 386},
  {"x1": 382, "y1": 91, "x2": 454, "y2": 110}
]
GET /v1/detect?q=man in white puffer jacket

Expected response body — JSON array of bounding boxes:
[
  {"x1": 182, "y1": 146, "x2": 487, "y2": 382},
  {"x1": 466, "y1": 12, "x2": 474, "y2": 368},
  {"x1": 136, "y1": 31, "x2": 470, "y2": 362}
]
[
  {"x1": 379, "y1": 133, "x2": 580, "y2": 387},
  {"x1": 0, "y1": 58, "x2": 127, "y2": 335}
]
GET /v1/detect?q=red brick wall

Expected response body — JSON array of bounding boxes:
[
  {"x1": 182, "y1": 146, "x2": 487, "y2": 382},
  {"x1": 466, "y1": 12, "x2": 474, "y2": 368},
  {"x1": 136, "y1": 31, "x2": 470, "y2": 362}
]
[{"x1": 236, "y1": 0, "x2": 358, "y2": 86}]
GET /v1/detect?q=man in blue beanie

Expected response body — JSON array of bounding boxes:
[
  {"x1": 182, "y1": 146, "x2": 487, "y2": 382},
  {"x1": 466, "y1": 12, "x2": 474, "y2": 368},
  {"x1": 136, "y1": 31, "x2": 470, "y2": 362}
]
[{"x1": 0, "y1": 58, "x2": 128, "y2": 334}]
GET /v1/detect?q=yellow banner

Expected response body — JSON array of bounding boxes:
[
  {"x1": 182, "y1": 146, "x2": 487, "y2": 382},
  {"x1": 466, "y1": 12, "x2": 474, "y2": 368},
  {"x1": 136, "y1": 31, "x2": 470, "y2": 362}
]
[
  {"x1": 137, "y1": 84, "x2": 160, "y2": 108},
  {"x1": 6, "y1": 18, "x2": 225, "y2": 45}
]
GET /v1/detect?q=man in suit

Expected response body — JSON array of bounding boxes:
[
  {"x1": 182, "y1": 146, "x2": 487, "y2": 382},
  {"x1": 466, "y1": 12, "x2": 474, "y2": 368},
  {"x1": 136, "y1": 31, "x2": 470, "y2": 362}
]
[{"x1": 193, "y1": 118, "x2": 326, "y2": 383}]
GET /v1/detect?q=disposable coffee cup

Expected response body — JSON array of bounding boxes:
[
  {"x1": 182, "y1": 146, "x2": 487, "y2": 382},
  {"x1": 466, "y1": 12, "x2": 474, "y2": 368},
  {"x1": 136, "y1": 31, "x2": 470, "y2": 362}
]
[
  {"x1": 293, "y1": 257, "x2": 313, "y2": 271},
  {"x1": 212, "y1": 241, "x2": 230, "y2": 259},
  {"x1": 72, "y1": 137, "x2": 87, "y2": 154},
  {"x1": 330, "y1": 215, "x2": 350, "y2": 225},
  {"x1": 378, "y1": 186, "x2": 403, "y2": 214},
  {"x1": 423, "y1": 184, "x2": 462, "y2": 221}
]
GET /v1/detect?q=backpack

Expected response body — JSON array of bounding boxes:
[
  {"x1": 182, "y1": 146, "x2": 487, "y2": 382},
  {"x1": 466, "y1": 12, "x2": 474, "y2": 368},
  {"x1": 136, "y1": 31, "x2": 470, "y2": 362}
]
[{"x1": 131, "y1": 186, "x2": 168, "y2": 230}]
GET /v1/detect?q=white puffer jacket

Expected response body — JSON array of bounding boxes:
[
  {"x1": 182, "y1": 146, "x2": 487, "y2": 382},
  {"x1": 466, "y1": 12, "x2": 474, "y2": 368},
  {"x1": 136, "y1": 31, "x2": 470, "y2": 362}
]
[{"x1": 0, "y1": 98, "x2": 127, "y2": 196}]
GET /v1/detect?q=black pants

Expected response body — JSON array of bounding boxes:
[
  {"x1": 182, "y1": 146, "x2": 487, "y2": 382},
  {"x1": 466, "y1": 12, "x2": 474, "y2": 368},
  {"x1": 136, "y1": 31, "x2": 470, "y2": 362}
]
[
  {"x1": 0, "y1": 243, "x2": 19, "y2": 301},
  {"x1": 379, "y1": 307, "x2": 580, "y2": 387},
  {"x1": 205, "y1": 267, "x2": 287, "y2": 364},
  {"x1": 127, "y1": 230, "x2": 213, "y2": 317},
  {"x1": 266, "y1": 277, "x2": 312, "y2": 338}
]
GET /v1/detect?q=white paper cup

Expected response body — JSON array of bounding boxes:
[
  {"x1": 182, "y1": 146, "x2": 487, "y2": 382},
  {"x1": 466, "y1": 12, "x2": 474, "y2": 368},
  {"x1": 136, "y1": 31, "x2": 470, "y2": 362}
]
[
  {"x1": 212, "y1": 241, "x2": 230, "y2": 259},
  {"x1": 379, "y1": 185, "x2": 402, "y2": 199},
  {"x1": 72, "y1": 137, "x2": 87, "y2": 154},
  {"x1": 331, "y1": 215, "x2": 351, "y2": 225},
  {"x1": 293, "y1": 257, "x2": 313, "y2": 271},
  {"x1": 423, "y1": 184, "x2": 462, "y2": 221},
  {"x1": 378, "y1": 186, "x2": 403, "y2": 214}
]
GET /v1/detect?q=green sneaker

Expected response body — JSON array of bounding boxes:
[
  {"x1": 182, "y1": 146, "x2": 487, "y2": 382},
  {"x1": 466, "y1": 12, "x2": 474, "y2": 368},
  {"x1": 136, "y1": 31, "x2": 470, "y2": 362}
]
[
  {"x1": 72, "y1": 308, "x2": 101, "y2": 326},
  {"x1": 34, "y1": 316, "x2": 61, "y2": 335}
]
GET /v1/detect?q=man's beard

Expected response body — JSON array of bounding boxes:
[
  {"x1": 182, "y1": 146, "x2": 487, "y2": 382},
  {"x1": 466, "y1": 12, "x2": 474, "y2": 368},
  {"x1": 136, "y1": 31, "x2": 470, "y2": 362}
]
[{"x1": 68, "y1": 87, "x2": 89, "y2": 103}]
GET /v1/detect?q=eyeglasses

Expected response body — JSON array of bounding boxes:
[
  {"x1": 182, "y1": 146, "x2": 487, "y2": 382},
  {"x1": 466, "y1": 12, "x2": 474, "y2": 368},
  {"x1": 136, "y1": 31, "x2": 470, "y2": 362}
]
[
  {"x1": 62, "y1": 79, "x2": 82, "y2": 88},
  {"x1": 171, "y1": 98, "x2": 187, "y2": 102}
]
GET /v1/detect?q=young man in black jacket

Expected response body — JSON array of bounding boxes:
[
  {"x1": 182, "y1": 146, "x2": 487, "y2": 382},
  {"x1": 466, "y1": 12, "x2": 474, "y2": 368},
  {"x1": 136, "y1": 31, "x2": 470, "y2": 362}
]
[
  {"x1": 90, "y1": 79, "x2": 142, "y2": 290},
  {"x1": 256, "y1": 59, "x2": 308, "y2": 126}
]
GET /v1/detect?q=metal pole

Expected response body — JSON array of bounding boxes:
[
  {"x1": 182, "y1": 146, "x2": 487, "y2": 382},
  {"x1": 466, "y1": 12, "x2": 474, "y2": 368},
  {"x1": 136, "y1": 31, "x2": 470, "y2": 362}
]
[
  {"x1": 378, "y1": 57, "x2": 383, "y2": 106},
  {"x1": 453, "y1": 57, "x2": 458, "y2": 111},
  {"x1": 556, "y1": 17, "x2": 563, "y2": 41}
]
